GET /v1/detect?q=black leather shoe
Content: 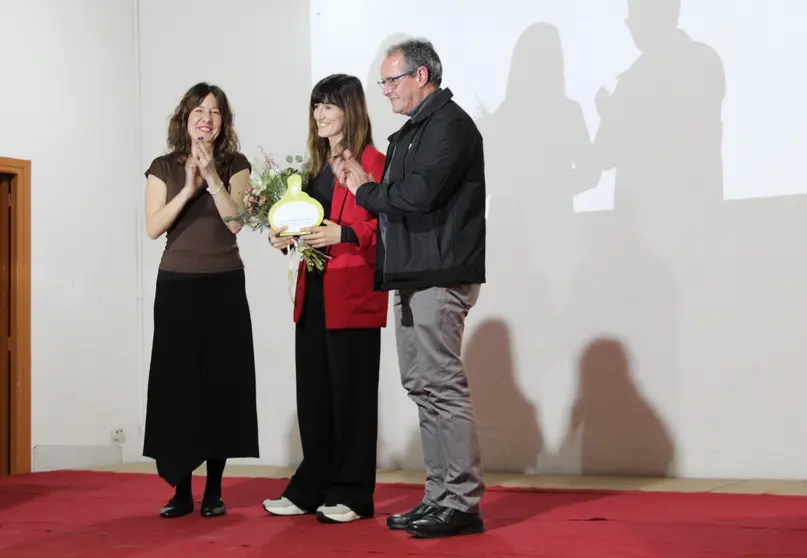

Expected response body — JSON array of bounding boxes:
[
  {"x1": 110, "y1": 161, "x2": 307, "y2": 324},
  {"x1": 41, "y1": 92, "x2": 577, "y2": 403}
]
[
  {"x1": 406, "y1": 506, "x2": 484, "y2": 538},
  {"x1": 159, "y1": 496, "x2": 194, "y2": 518},
  {"x1": 201, "y1": 498, "x2": 226, "y2": 518},
  {"x1": 386, "y1": 502, "x2": 438, "y2": 530}
]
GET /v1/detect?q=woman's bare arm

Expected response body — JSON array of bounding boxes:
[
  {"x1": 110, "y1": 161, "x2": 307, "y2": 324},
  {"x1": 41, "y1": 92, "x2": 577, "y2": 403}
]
[
  {"x1": 208, "y1": 168, "x2": 249, "y2": 235},
  {"x1": 144, "y1": 175, "x2": 197, "y2": 240}
]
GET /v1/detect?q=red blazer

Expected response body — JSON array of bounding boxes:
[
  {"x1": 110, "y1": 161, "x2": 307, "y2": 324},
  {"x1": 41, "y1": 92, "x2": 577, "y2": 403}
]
[{"x1": 293, "y1": 146, "x2": 389, "y2": 329}]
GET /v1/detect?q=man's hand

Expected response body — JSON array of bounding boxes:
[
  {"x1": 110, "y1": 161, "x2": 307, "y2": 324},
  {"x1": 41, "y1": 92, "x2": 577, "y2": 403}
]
[{"x1": 333, "y1": 150, "x2": 373, "y2": 195}]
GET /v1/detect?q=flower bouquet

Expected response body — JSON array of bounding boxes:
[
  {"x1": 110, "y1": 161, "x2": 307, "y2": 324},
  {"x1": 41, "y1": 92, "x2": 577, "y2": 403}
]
[{"x1": 226, "y1": 148, "x2": 329, "y2": 274}]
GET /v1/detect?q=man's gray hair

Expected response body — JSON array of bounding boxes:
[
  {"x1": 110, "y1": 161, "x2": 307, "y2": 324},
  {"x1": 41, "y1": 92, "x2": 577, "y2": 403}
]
[{"x1": 386, "y1": 38, "x2": 443, "y2": 87}]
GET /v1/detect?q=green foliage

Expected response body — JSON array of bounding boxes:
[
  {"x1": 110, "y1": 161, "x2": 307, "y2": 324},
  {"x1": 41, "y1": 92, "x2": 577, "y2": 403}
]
[{"x1": 225, "y1": 147, "x2": 327, "y2": 272}]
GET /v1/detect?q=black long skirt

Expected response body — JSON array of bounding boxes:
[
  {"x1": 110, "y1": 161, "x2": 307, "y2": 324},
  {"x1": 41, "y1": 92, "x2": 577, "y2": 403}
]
[{"x1": 143, "y1": 268, "x2": 260, "y2": 486}]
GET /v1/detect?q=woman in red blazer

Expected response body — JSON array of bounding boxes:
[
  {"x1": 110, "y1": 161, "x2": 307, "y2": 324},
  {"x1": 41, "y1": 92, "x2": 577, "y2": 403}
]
[{"x1": 264, "y1": 74, "x2": 388, "y2": 524}]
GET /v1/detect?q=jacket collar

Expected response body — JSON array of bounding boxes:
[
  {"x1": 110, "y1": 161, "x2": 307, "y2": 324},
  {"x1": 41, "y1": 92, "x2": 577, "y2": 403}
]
[{"x1": 387, "y1": 88, "x2": 453, "y2": 142}]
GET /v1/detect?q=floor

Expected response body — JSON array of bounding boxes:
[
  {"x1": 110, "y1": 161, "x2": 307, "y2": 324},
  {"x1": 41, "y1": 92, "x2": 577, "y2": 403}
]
[
  {"x1": 93, "y1": 462, "x2": 807, "y2": 496},
  {"x1": 11, "y1": 469, "x2": 807, "y2": 557}
]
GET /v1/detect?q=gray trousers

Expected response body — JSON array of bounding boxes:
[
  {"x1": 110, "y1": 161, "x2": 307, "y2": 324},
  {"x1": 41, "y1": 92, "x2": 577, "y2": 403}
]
[{"x1": 394, "y1": 284, "x2": 484, "y2": 512}]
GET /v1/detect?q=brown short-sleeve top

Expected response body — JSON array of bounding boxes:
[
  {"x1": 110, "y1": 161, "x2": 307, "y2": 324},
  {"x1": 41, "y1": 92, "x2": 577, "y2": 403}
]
[{"x1": 145, "y1": 152, "x2": 251, "y2": 273}]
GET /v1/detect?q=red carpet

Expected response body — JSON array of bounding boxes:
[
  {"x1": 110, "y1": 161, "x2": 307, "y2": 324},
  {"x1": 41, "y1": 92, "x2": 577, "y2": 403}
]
[{"x1": 1, "y1": 471, "x2": 806, "y2": 557}]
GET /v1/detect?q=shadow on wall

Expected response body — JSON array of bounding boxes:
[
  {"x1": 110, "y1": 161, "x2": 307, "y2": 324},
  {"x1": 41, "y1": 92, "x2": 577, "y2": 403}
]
[
  {"x1": 466, "y1": 5, "x2": 699, "y2": 477},
  {"x1": 545, "y1": 198, "x2": 679, "y2": 477},
  {"x1": 469, "y1": 22, "x2": 587, "y2": 476},
  {"x1": 465, "y1": 319, "x2": 544, "y2": 473},
  {"x1": 457, "y1": 23, "x2": 581, "y2": 476},
  {"x1": 391, "y1": 326, "x2": 676, "y2": 480},
  {"x1": 592, "y1": 0, "x2": 725, "y2": 223},
  {"x1": 564, "y1": 337, "x2": 675, "y2": 477}
]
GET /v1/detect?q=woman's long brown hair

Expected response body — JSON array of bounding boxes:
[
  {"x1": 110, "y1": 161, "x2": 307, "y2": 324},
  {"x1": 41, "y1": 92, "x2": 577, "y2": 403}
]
[
  {"x1": 166, "y1": 82, "x2": 240, "y2": 175},
  {"x1": 307, "y1": 74, "x2": 373, "y2": 178}
]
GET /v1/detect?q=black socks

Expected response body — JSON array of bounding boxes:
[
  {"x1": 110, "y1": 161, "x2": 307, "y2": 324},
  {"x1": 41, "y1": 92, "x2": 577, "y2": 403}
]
[
  {"x1": 204, "y1": 458, "x2": 226, "y2": 501},
  {"x1": 174, "y1": 474, "x2": 192, "y2": 501},
  {"x1": 172, "y1": 458, "x2": 227, "y2": 502}
]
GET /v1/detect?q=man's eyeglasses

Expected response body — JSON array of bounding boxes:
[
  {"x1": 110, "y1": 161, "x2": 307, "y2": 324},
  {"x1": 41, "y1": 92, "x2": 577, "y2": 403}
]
[{"x1": 377, "y1": 71, "x2": 415, "y2": 89}]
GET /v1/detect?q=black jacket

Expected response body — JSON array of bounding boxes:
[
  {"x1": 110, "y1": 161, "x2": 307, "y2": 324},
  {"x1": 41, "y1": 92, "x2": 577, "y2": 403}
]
[{"x1": 356, "y1": 88, "x2": 486, "y2": 292}]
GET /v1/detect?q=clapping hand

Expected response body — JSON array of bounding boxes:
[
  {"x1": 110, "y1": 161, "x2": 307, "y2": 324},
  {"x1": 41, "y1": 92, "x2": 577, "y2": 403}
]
[
  {"x1": 182, "y1": 156, "x2": 204, "y2": 197},
  {"x1": 331, "y1": 150, "x2": 373, "y2": 195},
  {"x1": 191, "y1": 137, "x2": 219, "y2": 184}
]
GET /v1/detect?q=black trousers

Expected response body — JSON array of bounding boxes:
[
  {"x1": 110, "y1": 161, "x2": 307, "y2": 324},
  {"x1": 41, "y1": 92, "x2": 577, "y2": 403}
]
[{"x1": 283, "y1": 272, "x2": 381, "y2": 517}]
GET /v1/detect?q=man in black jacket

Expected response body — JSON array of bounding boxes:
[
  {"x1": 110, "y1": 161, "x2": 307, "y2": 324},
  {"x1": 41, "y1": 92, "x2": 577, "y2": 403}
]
[{"x1": 335, "y1": 38, "x2": 486, "y2": 539}]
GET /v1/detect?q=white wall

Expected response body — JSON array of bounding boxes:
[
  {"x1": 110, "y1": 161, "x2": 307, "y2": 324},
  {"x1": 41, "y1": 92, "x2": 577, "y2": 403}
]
[
  {"x1": 10, "y1": 0, "x2": 807, "y2": 480},
  {"x1": 136, "y1": 0, "x2": 807, "y2": 480},
  {"x1": 0, "y1": 0, "x2": 140, "y2": 465}
]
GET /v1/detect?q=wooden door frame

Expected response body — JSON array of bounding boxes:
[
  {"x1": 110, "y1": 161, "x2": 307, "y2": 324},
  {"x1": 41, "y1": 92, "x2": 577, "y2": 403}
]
[{"x1": 0, "y1": 157, "x2": 31, "y2": 475}]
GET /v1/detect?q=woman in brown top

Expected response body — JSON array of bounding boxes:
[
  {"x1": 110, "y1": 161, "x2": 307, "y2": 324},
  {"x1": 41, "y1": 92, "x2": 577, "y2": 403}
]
[{"x1": 142, "y1": 82, "x2": 259, "y2": 519}]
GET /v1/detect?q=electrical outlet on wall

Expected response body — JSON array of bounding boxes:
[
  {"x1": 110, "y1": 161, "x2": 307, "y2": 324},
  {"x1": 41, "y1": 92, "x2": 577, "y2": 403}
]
[{"x1": 111, "y1": 428, "x2": 126, "y2": 445}]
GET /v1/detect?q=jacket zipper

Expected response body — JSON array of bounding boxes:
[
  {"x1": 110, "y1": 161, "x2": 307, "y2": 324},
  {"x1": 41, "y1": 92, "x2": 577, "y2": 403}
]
[
  {"x1": 381, "y1": 142, "x2": 400, "y2": 285},
  {"x1": 382, "y1": 123, "x2": 417, "y2": 285}
]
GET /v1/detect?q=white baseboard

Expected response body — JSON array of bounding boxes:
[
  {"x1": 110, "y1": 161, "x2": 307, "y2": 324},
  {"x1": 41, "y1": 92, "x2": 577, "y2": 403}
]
[{"x1": 32, "y1": 445, "x2": 123, "y2": 472}]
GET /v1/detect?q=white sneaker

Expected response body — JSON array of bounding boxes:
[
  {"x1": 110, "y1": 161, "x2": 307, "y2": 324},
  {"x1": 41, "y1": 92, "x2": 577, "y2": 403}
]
[
  {"x1": 316, "y1": 504, "x2": 362, "y2": 523},
  {"x1": 262, "y1": 496, "x2": 307, "y2": 516}
]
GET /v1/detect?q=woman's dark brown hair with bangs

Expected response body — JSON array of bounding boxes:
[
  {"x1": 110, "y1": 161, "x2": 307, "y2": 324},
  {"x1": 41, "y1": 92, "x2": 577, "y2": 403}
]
[
  {"x1": 307, "y1": 74, "x2": 374, "y2": 177},
  {"x1": 166, "y1": 82, "x2": 241, "y2": 170}
]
